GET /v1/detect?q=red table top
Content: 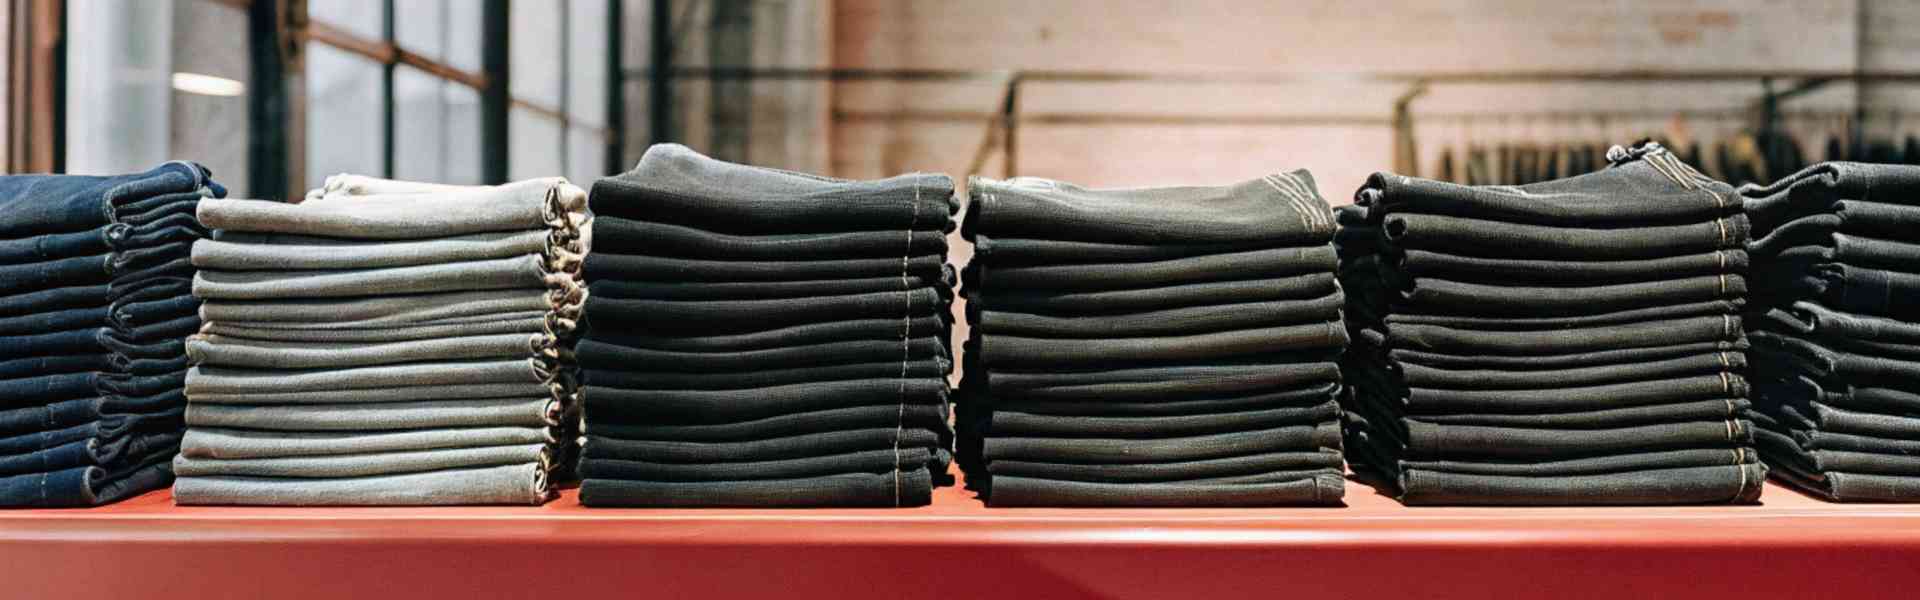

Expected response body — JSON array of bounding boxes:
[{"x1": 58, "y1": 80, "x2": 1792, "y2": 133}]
[{"x1": 4, "y1": 476, "x2": 1919, "y2": 600}]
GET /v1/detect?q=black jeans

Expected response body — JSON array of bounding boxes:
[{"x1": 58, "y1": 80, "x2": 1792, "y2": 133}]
[
  {"x1": 585, "y1": 316, "x2": 947, "y2": 352},
  {"x1": 580, "y1": 447, "x2": 938, "y2": 482},
  {"x1": 980, "y1": 323, "x2": 1346, "y2": 369},
  {"x1": 1393, "y1": 464, "x2": 1765, "y2": 505},
  {"x1": 979, "y1": 422, "x2": 1340, "y2": 463},
  {"x1": 588, "y1": 404, "x2": 949, "y2": 443},
  {"x1": 583, "y1": 359, "x2": 950, "y2": 390},
  {"x1": 582, "y1": 379, "x2": 950, "y2": 424},
  {"x1": 979, "y1": 292, "x2": 1343, "y2": 337},
  {"x1": 589, "y1": 144, "x2": 956, "y2": 235},
  {"x1": 1387, "y1": 274, "x2": 1744, "y2": 317},
  {"x1": 982, "y1": 401, "x2": 1339, "y2": 438},
  {"x1": 1372, "y1": 300, "x2": 1741, "y2": 332},
  {"x1": 588, "y1": 269, "x2": 952, "y2": 301},
  {"x1": 583, "y1": 427, "x2": 942, "y2": 463},
  {"x1": 985, "y1": 273, "x2": 1339, "y2": 314},
  {"x1": 584, "y1": 287, "x2": 946, "y2": 335},
  {"x1": 985, "y1": 450, "x2": 1343, "y2": 483},
  {"x1": 1741, "y1": 161, "x2": 1920, "y2": 233},
  {"x1": 592, "y1": 216, "x2": 949, "y2": 259},
  {"x1": 979, "y1": 382, "x2": 1340, "y2": 417},
  {"x1": 1390, "y1": 247, "x2": 1747, "y2": 286},
  {"x1": 966, "y1": 170, "x2": 1335, "y2": 246},
  {"x1": 577, "y1": 336, "x2": 947, "y2": 373},
  {"x1": 985, "y1": 360, "x2": 1341, "y2": 401},
  {"x1": 982, "y1": 246, "x2": 1336, "y2": 292},
  {"x1": 580, "y1": 469, "x2": 935, "y2": 507},
  {"x1": 585, "y1": 251, "x2": 945, "y2": 283},
  {"x1": 980, "y1": 473, "x2": 1344, "y2": 507},
  {"x1": 1399, "y1": 447, "x2": 1757, "y2": 477},
  {"x1": 1355, "y1": 155, "x2": 1739, "y2": 227},
  {"x1": 1381, "y1": 211, "x2": 1748, "y2": 261},
  {"x1": 972, "y1": 234, "x2": 1279, "y2": 266},
  {"x1": 1394, "y1": 351, "x2": 1744, "y2": 390},
  {"x1": 1381, "y1": 314, "x2": 1741, "y2": 356},
  {"x1": 1381, "y1": 338, "x2": 1749, "y2": 372}
]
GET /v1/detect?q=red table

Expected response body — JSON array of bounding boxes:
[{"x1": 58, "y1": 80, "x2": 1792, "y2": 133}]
[{"x1": 3, "y1": 477, "x2": 1918, "y2": 600}]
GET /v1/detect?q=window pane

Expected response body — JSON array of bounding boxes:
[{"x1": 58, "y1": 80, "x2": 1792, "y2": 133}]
[
  {"x1": 393, "y1": 66, "x2": 446, "y2": 182},
  {"x1": 394, "y1": 0, "x2": 445, "y2": 62},
  {"x1": 567, "y1": 0, "x2": 608, "y2": 127},
  {"x1": 308, "y1": 0, "x2": 384, "y2": 41},
  {"x1": 65, "y1": 0, "x2": 172, "y2": 175},
  {"x1": 567, "y1": 126, "x2": 606, "y2": 187},
  {"x1": 445, "y1": 0, "x2": 484, "y2": 74},
  {"x1": 171, "y1": 0, "x2": 251, "y2": 195},
  {"x1": 444, "y1": 83, "x2": 484, "y2": 185},
  {"x1": 509, "y1": 1, "x2": 562, "y2": 109},
  {"x1": 306, "y1": 43, "x2": 386, "y2": 188},
  {"x1": 509, "y1": 107, "x2": 563, "y2": 181}
]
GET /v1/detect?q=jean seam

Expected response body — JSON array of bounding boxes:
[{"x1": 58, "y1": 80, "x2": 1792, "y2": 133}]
[{"x1": 890, "y1": 181, "x2": 923, "y2": 507}]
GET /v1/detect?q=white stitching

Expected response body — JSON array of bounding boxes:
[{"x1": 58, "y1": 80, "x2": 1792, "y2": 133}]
[
  {"x1": 891, "y1": 180, "x2": 921, "y2": 507},
  {"x1": 1261, "y1": 174, "x2": 1319, "y2": 233}
]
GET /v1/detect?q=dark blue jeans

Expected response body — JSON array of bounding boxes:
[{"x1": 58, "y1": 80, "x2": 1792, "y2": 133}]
[
  {"x1": 0, "y1": 161, "x2": 214, "y2": 238},
  {"x1": 0, "y1": 225, "x2": 118, "y2": 265},
  {"x1": 0, "y1": 285, "x2": 110, "y2": 318}
]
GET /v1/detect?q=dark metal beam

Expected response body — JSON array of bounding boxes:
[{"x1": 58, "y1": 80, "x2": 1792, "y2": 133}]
[
  {"x1": 246, "y1": 0, "x2": 290, "y2": 198},
  {"x1": 380, "y1": 0, "x2": 395, "y2": 178},
  {"x1": 623, "y1": 66, "x2": 1920, "y2": 86},
  {"x1": 647, "y1": 0, "x2": 672, "y2": 145},
  {"x1": 480, "y1": 0, "x2": 508, "y2": 184},
  {"x1": 605, "y1": 0, "x2": 624, "y2": 176}
]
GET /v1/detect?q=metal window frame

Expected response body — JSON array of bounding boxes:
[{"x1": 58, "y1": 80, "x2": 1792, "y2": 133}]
[
  {"x1": 6, "y1": 0, "x2": 62, "y2": 174},
  {"x1": 502, "y1": 0, "x2": 620, "y2": 181}
]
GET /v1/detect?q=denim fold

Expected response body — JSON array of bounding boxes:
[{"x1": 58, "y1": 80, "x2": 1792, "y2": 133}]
[{"x1": 1341, "y1": 141, "x2": 1760, "y2": 505}]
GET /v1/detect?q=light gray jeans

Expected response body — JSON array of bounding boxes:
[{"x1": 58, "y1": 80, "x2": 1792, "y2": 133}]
[
  {"x1": 199, "y1": 289, "x2": 551, "y2": 325},
  {"x1": 181, "y1": 426, "x2": 554, "y2": 459},
  {"x1": 187, "y1": 382, "x2": 553, "y2": 405},
  {"x1": 185, "y1": 397, "x2": 558, "y2": 431},
  {"x1": 172, "y1": 443, "x2": 549, "y2": 478},
  {"x1": 172, "y1": 462, "x2": 551, "y2": 505},
  {"x1": 186, "y1": 333, "x2": 537, "y2": 369},
  {"x1": 199, "y1": 178, "x2": 577, "y2": 239},
  {"x1": 193, "y1": 254, "x2": 551, "y2": 300},
  {"x1": 200, "y1": 318, "x2": 548, "y2": 343},
  {"x1": 195, "y1": 230, "x2": 552, "y2": 270},
  {"x1": 185, "y1": 359, "x2": 547, "y2": 394}
]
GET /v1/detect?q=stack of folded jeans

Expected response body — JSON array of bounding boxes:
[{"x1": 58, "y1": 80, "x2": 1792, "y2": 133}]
[
  {"x1": 171, "y1": 175, "x2": 587, "y2": 505},
  {"x1": 575, "y1": 144, "x2": 956, "y2": 507},
  {"x1": 956, "y1": 173, "x2": 1350, "y2": 507},
  {"x1": 0, "y1": 162, "x2": 218, "y2": 507},
  {"x1": 1742, "y1": 162, "x2": 1920, "y2": 502},
  {"x1": 1338, "y1": 141, "x2": 1765, "y2": 505}
]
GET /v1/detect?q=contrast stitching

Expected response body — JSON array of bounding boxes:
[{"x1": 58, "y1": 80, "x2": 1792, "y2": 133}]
[
  {"x1": 1273, "y1": 172, "x2": 1329, "y2": 231},
  {"x1": 1262, "y1": 174, "x2": 1319, "y2": 233},
  {"x1": 1261, "y1": 175, "x2": 1309, "y2": 229},
  {"x1": 891, "y1": 181, "x2": 922, "y2": 507}
]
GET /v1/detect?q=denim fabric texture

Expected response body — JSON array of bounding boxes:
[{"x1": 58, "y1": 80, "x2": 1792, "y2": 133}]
[
  {"x1": 0, "y1": 161, "x2": 219, "y2": 506},
  {"x1": 957, "y1": 170, "x2": 1347, "y2": 507},
  {"x1": 577, "y1": 144, "x2": 954, "y2": 508},
  {"x1": 1740, "y1": 162, "x2": 1920, "y2": 501},
  {"x1": 1338, "y1": 141, "x2": 1763, "y2": 506},
  {"x1": 175, "y1": 175, "x2": 588, "y2": 506}
]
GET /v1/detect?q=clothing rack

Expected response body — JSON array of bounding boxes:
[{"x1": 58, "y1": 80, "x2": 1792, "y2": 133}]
[{"x1": 625, "y1": 64, "x2": 1920, "y2": 178}]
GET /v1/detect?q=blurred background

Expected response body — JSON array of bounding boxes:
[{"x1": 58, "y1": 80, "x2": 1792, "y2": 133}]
[{"x1": 5, "y1": 0, "x2": 1919, "y2": 203}]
